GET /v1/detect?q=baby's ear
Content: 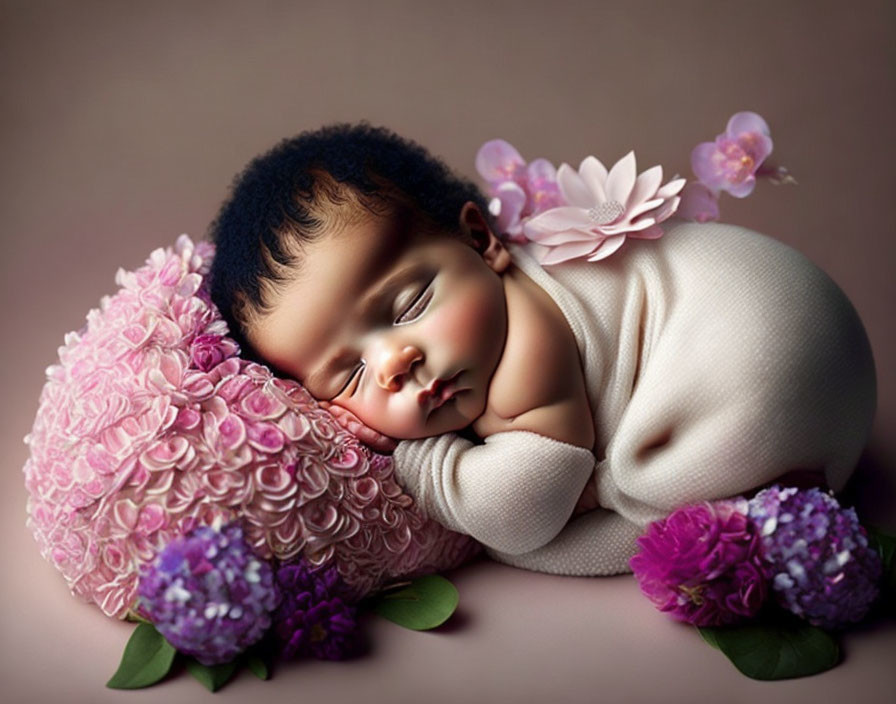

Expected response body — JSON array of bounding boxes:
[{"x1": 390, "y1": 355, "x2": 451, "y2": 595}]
[{"x1": 459, "y1": 201, "x2": 511, "y2": 273}]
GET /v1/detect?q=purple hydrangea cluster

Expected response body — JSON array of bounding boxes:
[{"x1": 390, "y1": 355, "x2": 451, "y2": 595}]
[
  {"x1": 273, "y1": 561, "x2": 361, "y2": 661},
  {"x1": 749, "y1": 486, "x2": 882, "y2": 629},
  {"x1": 138, "y1": 522, "x2": 280, "y2": 665}
]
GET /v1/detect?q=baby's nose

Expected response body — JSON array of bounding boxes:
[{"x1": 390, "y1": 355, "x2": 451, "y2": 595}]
[{"x1": 375, "y1": 345, "x2": 423, "y2": 392}]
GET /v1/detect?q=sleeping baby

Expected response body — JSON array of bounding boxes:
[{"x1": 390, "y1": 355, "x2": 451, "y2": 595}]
[{"x1": 208, "y1": 123, "x2": 876, "y2": 576}]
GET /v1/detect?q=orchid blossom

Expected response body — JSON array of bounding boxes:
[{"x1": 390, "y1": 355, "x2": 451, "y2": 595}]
[
  {"x1": 475, "y1": 139, "x2": 563, "y2": 241},
  {"x1": 690, "y1": 111, "x2": 773, "y2": 198}
]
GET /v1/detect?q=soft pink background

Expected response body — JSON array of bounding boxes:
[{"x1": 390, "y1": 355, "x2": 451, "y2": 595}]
[{"x1": 2, "y1": 1, "x2": 894, "y2": 702}]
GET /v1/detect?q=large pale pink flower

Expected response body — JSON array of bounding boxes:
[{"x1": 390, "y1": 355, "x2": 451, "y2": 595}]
[
  {"x1": 690, "y1": 111, "x2": 773, "y2": 198},
  {"x1": 523, "y1": 152, "x2": 685, "y2": 265}
]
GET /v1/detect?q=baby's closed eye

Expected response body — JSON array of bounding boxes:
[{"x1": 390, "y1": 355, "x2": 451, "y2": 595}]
[{"x1": 393, "y1": 278, "x2": 434, "y2": 325}]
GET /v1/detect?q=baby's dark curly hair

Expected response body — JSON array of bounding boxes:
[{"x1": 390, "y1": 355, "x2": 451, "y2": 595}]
[{"x1": 208, "y1": 123, "x2": 490, "y2": 359}]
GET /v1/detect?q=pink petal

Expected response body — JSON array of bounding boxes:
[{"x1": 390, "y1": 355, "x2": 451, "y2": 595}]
[
  {"x1": 726, "y1": 176, "x2": 757, "y2": 199},
  {"x1": 740, "y1": 132, "x2": 773, "y2": 166},
  {"x1": 526, "y1": 157, "x2": 557, "y2": 184},
  {"x1": 652, "y1": 195, "x2": 681, "y2": 222},
  {"x1": 493, "y1": 181, "x2": 527, "y2": 233},
  {"x1": 655, "y1": 177, "x2": 686, "y2": 199},
  {"x1": 558, "y1": 163, "x2": 597, "y2": 208},
  {"x1": 531, "y1": 228, "x2": 600, "y2": 246},
  {"x1": 629, "y1": 224, "x2": 665, "y2": 239},
  {"x1": 626, "y1": 165, "x2": 663, "y2": 210},
  {"x1": 578, "y1": 156, "x2": 609, "y2": 204},
  {"x1": 538, "y1": 239, "x2": 602, "y2": 265},
  {"x1": 726, "y1": 111, "x2": 771, "y2": 140},
  {"x1": 476, "y1": 139, "x2": 525, "y2": 183},
  {"x1": 677, "y1": 182, "x2": 719, "y2": 222},
  {"x1": 627, "y1": 196, "x2": 665, "y2": 221},
  {"x1": 523, "y1": 207, "x2": 594, "y2": 238},
  {"x1": 691, "y1": 142, "x2": 727, "y2": 190},
  {"x1": 605, "y1": 151, "x2": 637, "y2": 206},
  {"x1": 585, "y1": 236, "x2": 627, "y2": 261},
  {"x1": 601, "y1": 215, "x2": 656, "y2": 235}
]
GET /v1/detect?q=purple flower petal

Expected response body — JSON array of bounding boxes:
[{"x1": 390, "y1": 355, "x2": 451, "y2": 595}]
[
  {"x1": 475, "y1": 139, "x2": 525, "y2": 184},
  {"x1": 725, "y1": 175, "x2": 757, "y2": 199},
  {"x1": 748, "y1": 487, "x2": 882, "y2": 629},
  {"x1": 725, "y1": 111, "x2": 771, "y2": 140},
  {"x1": 677, "y1": 183, "x2": 720, "y2": 223},
  {"x1": 493, "y1": 181, "x2": 527, "y2": 234},
  {"x1": 525, "y1": 157, "x2": 558, "y2": 185},
  {"x1": 138, "y1": 522, "x2": 280, "y2": 665},
  {"x1": 690, "y1": 142, "x2": 727, "y2": 191}
]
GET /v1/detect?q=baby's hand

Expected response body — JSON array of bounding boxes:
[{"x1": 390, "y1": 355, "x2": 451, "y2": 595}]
[{"x1": 319, "y1": 401, "x2": 399, "y2": 453}]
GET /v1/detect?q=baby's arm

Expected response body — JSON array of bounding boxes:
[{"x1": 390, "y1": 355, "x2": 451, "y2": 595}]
[
  {"x1": 488, "y1": 507, "x2": 643, "y2": 576},
  {"x1": 392, "y1": 431, "x2": 594, "y2": 554}
]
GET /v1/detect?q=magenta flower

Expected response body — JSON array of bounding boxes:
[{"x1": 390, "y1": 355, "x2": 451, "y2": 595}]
[
  {"x1": 475, "y1": 139, "x2": 563, "y2": 241},
  {"x1": 690, "y1": 111, "x2": 773, "y2": 198},
  {"x1": 630, "y1": 499, "x2": 769, "y2": 626},
  {"x1": 523, "y1": 152, "x2": 685, "y2": 265}
]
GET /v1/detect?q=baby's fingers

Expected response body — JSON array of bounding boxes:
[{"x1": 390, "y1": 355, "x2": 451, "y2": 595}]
[{"x1": 319, "y1": 401, "x2": 398, "y2": 453}]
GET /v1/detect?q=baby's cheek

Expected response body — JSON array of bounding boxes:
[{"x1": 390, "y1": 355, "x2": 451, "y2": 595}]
[{"x1": 427, "y1": 287, "x2": 501, "y2": 348}]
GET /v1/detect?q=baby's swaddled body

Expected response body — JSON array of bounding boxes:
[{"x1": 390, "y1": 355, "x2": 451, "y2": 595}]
[{"x1": 393, "y1": 219, "x2": 876, "y2": 575}]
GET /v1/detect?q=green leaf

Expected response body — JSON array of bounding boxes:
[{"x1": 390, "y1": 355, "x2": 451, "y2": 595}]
[
  {"x1": 106, "y1": 623, "x2": 177, "y2": 689},
  {"x1": 698, "y1": 612, "x2": 839, "y2": 680},
  {"x1": 867, "y1": 525, "x2": 896, "y2": 608},
  {"x1": 698, "y1": 627, "x2": 720, "y2": 650},
  {"x1": 369, "y1": 574, "x2": 459, "y2": 630},
  {"x1": 185, "y1": 658, "x2": 239, "y2": 692},
  {"x1": 247, "y1": 653, "x2": 269, "y2": 680}
]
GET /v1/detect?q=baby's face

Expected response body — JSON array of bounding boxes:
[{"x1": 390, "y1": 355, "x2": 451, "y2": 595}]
[{"x1": 249, "y1": 205, "x2": 510, "y2": 439}]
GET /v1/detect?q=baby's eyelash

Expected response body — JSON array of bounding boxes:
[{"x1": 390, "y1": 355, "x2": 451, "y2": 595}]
[
  {"x1": 335, "y1": 361, "x2": 365, "y2": 398},
  {"x1": 394, "y1": 280, "x2": 434, "y2": 325}
]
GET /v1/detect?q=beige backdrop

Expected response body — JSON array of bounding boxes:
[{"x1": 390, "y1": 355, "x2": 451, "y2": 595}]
[{"x1": 2, "y1": 1, "x2": 894, "y2": 703}]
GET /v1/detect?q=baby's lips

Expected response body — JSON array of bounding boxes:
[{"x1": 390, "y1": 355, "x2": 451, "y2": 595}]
[{"x1": 418, "y1": 372, "x2": 462, "y2": 410}]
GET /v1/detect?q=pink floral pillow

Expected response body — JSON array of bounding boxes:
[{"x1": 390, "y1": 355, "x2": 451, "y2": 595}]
[{"x1": 22, "y1": 235, "x2": 478, "y2": 619}]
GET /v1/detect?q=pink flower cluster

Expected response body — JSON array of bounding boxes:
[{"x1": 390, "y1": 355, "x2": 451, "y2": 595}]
[
  {"x1": 476, "y1": 140, "x2": 684, "y2": 265},
  {"x1": 23, "y1": 235, "x2": 478, "y2": 619},
  {"x1": 475, "y1": 140, "x2": 565, "y2": 242}
]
